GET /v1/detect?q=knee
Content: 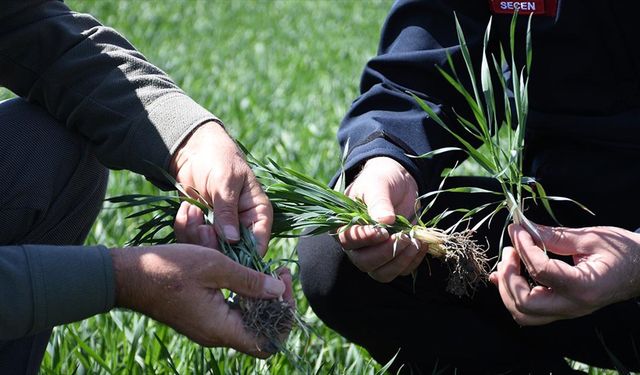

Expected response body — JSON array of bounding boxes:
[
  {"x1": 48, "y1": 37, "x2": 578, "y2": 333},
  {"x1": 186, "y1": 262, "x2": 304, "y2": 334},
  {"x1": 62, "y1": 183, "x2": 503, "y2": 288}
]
[
  {"x1": 0, "y1": 98, "x2": 108, "y2": 244},
  {"x1": 297, "y1": 234, "x2": 358, "y2": 327}
]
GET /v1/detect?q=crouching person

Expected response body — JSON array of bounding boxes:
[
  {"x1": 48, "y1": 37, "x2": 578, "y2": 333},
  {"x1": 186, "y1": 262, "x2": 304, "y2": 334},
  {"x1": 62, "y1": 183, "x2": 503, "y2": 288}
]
[
  {"x1": 298, "y1": 1, "x2": 640, "y2": 374},
  {"x1": 0, "y1": 2, "x2": 290, "y2": 374}
]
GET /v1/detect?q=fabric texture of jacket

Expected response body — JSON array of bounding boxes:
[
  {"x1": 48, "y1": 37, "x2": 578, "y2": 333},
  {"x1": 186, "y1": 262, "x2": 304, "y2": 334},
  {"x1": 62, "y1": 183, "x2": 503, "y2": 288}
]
[
  {"x1": 337, "y1": 0, "x2": 640, "y2": 193},
  {"x1": 0, "y1": 0, "x2": 218, "y2": 339}
]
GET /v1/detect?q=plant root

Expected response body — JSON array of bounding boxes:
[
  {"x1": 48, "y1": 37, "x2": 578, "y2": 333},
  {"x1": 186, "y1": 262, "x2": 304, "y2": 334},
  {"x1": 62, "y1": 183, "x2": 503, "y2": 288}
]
[
  {"x1": 234, "y1": 296, "x2": 295, "y2": 353},
  {"x1": 411, "y1": 227, "x2": 489, "y2": 297},
  {"x1": 441, "y1": 230, "x2": 489, "y2": 297}
]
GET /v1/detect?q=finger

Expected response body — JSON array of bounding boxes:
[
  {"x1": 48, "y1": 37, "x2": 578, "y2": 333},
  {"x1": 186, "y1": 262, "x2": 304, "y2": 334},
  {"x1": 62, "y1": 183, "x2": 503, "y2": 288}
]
[
  {"x1": 213, "y1": 257, "x2": 285, "y2": 299},
  {"x1": 338, "y1": 225, "x2": 389, "y2": 250},
  {"x1": 274, "y1": 268, "x2": 295, "y2": 346},
  {"x1": 510, "y1": 225, "x2": 581, "y2": 290},
  {"x1": 497, "y1": 246, "x2": 521, "y2": 312},
  {"x1": 347, "y1": 235, "x2": 417, "y2": 281},
  {"x1": 208, "y1": 298, "x2": 271, "y2": 358},
  {"x1": 186, "y1": 204, "x2": 204, "y2": 244},
  {"x1": 500, "y1": 246, "x2": 580, "y2": 325},
  {"x1": 362, "y1": 180, "x2": 396, "y2": 225},
  {"x1": 241, "y1": 212, "x2": 272, "y2": 257},
  {"x1": 400, "y1": 240, "x2": 428, "y2": 276},
  {"x1": 515, "y1": 224, "x2": 586, "y2": 256},
  {"x1": 238, "y1": 181, "x2": 273, "y2": 256},
  {"x1": 174, "y1": 201, "x2": 189, "y2": 243},
  {"x1": 371, "y1": 236, "x2": 423, "y2": 282},
  {"x1": 502, "y1": 246, "x2": 533, "y2": 312},
  {"x1": 489, "y1": 272, "x2": 498, "y2": 286},
  {"x1": 509, "y1": 284, "x2": 582, "y2": 324},
  {"x1": 276, "y1": 267, "x2": 295, "y2": 306},
  {"x1": 495, "y1": 247, "x2": 555, "y2": 325},
  {"x1": 347, "y1": 233, "x2": 412, "y2": 275},
  {"x1": 213, "y1": 179, "x2": 242, "y2": 242},
  {"x1": 197, "y1": 225, "x2": 217, "y2": 248}
]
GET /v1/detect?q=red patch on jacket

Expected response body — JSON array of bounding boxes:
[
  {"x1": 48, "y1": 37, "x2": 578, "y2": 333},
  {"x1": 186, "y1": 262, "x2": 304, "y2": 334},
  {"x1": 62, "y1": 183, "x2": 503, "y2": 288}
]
[{"x1": 488, "y1": 0, "x2": 558, "y2": 17}]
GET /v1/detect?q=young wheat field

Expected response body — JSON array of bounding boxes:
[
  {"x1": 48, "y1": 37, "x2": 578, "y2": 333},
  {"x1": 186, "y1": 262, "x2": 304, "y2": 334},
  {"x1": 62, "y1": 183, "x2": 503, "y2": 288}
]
[{"x1": 0, "y1": 0, "x2": 620, "y2": 374}]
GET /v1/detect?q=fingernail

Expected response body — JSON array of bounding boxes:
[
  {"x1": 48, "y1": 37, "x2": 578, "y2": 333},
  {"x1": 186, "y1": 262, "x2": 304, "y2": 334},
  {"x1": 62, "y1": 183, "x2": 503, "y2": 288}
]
[
  {"x1": 177, "y1": 202, "x2": 188, "y2": 219},
  {"x1": 264, "y1": 277, "x2": 285, "y2": 297},
  {"x1": 188, "y1": 204, "x2": 198, "y2": 219},
  {"x1": 198, "y1": 226, "x2": 210, "y2": 247},
  {"x1": 223, "y1": 225, "x2": 240, "y2": 241},
  {"x1": 373, "y1": 227, "x2": 388, "y2": 240},
  {"x1": 277, "y1": 267, "x2": 292, "y2": 278}
]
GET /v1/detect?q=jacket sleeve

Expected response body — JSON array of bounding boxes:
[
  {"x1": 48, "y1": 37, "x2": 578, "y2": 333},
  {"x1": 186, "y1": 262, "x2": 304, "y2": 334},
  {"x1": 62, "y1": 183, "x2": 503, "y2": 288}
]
[
  {"x1": 0, "y1": 0, "x2": 216, "y2": 339},
  {"x1": 0, "y1": 245, "x2": 114, "y2": 340},
  {"x1": 336, "y1": 0, "x2": 491, "y2": 193},
  {"x1": 0, "y1": 0, "x2": 219, "y2": 185}
]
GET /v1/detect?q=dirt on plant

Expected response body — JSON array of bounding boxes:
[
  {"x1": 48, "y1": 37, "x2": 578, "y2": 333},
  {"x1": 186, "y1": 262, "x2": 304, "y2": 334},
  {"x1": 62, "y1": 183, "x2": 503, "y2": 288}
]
[
  {"x1": 233, "y1": 296, "x2": 296, "y2": 353},
  {"x1": 440, "y1": 230, "x2": 489, "y2": 297}
]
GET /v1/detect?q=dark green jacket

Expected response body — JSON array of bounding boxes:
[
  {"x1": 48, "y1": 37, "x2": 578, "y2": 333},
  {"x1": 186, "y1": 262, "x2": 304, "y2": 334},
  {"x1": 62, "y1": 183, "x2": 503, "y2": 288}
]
[{"x1": 0, "y1": 0, "x2": 217, "y2": 339}]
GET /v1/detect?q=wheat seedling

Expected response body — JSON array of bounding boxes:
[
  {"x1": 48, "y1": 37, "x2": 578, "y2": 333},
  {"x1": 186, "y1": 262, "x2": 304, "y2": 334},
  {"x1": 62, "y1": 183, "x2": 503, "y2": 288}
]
[
  {"x1": 109, "y1": 147, "x2": 490, "y2": 304},
  {"x1": 248, "y1": 151, "x2": 489, "y2": 297},
  {"x1": 412, "y1": 14, "x2": 592, "y2": 257},
  {"x1": 108, "y1": 177, "x2": 298, "y2": 357}
]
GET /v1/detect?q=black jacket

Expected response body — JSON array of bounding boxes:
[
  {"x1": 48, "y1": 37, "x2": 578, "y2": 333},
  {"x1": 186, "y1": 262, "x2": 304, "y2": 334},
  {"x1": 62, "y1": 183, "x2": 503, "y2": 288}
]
[{"x1": 338, "y1": 0, "x2": 640, "y2": 193}]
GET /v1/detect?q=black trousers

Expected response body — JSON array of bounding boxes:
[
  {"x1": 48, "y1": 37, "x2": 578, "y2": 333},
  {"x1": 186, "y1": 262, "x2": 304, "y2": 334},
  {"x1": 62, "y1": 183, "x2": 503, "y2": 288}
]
[
  {"x1": 298, "y1": 142, "x2": 640, "y2": 374},
  {"x1": 0, "y1": 99, "x2": 108, "y2": 374}
]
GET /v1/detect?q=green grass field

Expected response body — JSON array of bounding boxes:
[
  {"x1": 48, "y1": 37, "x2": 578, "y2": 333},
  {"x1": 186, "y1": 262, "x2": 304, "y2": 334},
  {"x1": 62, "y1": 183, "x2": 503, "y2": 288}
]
[{"x1": 0, "y1": 1, "x2": 621, "y2": 373}]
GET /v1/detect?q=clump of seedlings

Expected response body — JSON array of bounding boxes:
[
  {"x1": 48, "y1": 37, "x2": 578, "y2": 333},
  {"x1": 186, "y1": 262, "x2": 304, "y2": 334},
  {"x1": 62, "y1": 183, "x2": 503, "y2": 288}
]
[
  {"x1": 249, "y1": 153, "x2": 489, "y2": 297},
  {"x1": 108, "y1": 180, "x2": 297, "y2": 355},
  {"x1": 110, "y1": 149, "x2": 491, "y2": 329},
  {"x1": 412, "y1": 14, "x2": 592, "y2": 259}
]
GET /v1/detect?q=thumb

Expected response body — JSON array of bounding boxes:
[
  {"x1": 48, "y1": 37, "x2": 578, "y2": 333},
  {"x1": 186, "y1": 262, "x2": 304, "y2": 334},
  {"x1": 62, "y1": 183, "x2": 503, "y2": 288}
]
[
  {"x1": 365, "y1": 183, "x2": 396, "y2": 225},
  {"x1": 213, "y1": 194, "x2": 241, "y2": 242},
  {"x1": 216, "y1": 259, "x2": 285, "y2": 299},
  {"x1": 510, "y1": 224, "x2": 581, "y2": 256}
]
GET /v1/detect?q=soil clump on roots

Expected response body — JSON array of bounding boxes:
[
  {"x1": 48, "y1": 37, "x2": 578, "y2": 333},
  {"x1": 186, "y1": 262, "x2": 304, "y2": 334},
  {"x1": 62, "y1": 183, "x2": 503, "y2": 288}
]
[
  {"x1": 233, "y1": 296, "x2": 295, "y2": 352},
  {"x1": 440, "y1": 230, "x2": 489, "y2": 296}
]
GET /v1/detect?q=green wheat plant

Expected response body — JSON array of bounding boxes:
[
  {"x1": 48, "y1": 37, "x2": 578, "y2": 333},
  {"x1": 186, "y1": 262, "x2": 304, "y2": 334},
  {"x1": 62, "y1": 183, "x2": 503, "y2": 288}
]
[
  {"x1": 107, "y1": 180, "x2": 299, "y2": 359},
  {"x1": 412, "y1": 14, "x2": 592, "y2": 253},
  {"x1": 249, "y1": 149, "x2": 489, "y2": 297},
  {"x1": 109, "y1": 145, "x2": 490, "y2": 303}
]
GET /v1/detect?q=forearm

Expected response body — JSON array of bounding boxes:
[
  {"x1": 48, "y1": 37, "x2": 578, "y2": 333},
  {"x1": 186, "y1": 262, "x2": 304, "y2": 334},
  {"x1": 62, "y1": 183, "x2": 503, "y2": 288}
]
[
  {"x1": 337, "y1": 0, "x2": 492, "y2": 192},
  {"x1": 0, "y1": 0, "x2": 217, "y2": 186},
  {"x1": 0, "y1": 245, "x2": 114, "y2": 340}
]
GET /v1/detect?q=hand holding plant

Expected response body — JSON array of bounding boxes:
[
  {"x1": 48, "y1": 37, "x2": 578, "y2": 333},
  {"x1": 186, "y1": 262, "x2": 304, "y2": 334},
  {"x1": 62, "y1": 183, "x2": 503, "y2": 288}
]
[
  {"x1": 109, "y1": 243, "x2": 293, "y2": 357},
  {"x1": 491, "y1": 224, "x2": 640, "y2": 326},
  {"x1": 338, "y1": 157, "x2": 428, "y2": 282},
  {"x1": 170, "y1": 120, "x2": 273, "y2": 253}
]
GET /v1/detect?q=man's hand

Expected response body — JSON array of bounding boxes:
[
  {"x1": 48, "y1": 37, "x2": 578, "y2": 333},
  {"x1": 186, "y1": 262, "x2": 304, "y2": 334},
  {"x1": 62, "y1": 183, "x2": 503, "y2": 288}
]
[
  {"x1": 174, "y1": 201, "x2": 217, "y2": 247},
  {"x1": 110, "y1": 244, "x2": 293, "y2": 358},
  {"x1": 490, "y1": 224, "x2": 640, "y2": 326},
  {"x1": 170, "y1": 121, "x2": 272, "y2": 255},
  {"x1": 338, "y1": 156, "x2": 426, "y2": 282}
]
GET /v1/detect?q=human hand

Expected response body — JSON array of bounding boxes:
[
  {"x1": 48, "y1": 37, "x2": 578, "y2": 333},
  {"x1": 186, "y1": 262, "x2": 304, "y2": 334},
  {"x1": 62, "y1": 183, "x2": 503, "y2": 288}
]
[
  {"x1": 338, "y1": 156, "x2": 426, "y2": 282},
  {"x1": 110, "y1": 244, "x2": 293, "y2": 357},
  {"x1": 174, "y1": 200, "x2": 218, "y2": 248},
  {"x1": 490, "y1": 224, "x2": 640, "y2": 326},
  {"x1": 170, "y1": 121, "x2": 272, "y2": 255}
]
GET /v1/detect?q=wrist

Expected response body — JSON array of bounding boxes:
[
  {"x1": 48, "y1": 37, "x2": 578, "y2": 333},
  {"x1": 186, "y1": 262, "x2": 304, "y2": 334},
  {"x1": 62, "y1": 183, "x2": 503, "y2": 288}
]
[
  {"x1": 110, "y1": 247, "x2": 146, "y2": 311},
  {"x1": 169, "y1": 119, "x2": 226, "y2": 176}
]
